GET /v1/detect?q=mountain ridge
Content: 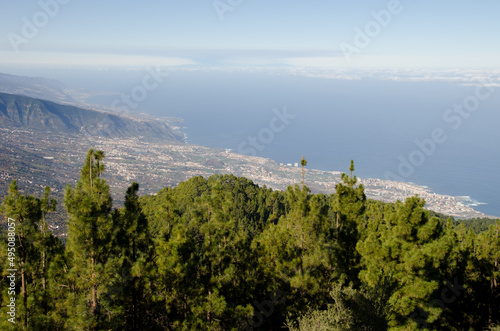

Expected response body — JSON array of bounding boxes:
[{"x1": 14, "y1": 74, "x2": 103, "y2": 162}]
[{"x1": 0, "y1": 92, "x2": 183, "y2": 141}]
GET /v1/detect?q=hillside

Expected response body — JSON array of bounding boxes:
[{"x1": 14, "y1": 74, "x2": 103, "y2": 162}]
[{"x1": 0, "y1": 92, "x2": 182, "y2": 141}]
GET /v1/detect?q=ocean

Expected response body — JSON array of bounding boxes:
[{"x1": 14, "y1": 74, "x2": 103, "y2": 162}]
[
  {"x1": 5, "y1": 67, "x2": 499, "y2": 217},
  {"x1": 154, "y1": 70, "x2": 499, "y2": 217}
]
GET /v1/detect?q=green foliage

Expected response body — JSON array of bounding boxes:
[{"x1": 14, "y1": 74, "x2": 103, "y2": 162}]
[
  {"x1": 104, "y1": 182, "x2": 155, "y2": 329},
  {"x1": 300, "y1": 155, "x2": 307, "y2": 187},
  {"x1": 253, "y1": 185, "x2": 333, "y2": 320},
  {"x1": 455, "y1": 217, "x2": 498, "y2": 233},
  {"x1": 1, "y1": 156, "x2": 499, "y2": 330},
  {"x1": 331, "y1": 160, "x2": 366, "y2": 284},
  {"x1": 287, "y1": 283, "x2": 387, "y2": 331},
  {"x1": 0, "y1": 181, "x2": 65, "y2": 330},
  {"x1": 357, "y1": 196, "x2": 461, "y2": 329},
  {"x1": 64, "y1": 149, "x2": 114, "y2": 329}
]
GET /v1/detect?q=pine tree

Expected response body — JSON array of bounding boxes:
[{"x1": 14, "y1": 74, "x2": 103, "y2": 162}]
[
  {"x1": 0, "y1": 181, "x2": 42, "y2": 329},
  {"x1": 33, "y1": 186, "x2": 65, "y2": 329},
  {"x1": 0, "y1": 182, "x2": 63, "y2": 330},
  {"x1": 64, "y1": 149, "x2": 113, "y2": 330},
  {"x1": 357, "y1": 196, "x2": 459, "y2": 329},
  {"x1": 106, "y1": 182, "x2": 153, "y2": 329},
  {"x1": 476, "y1": 220, "x2": 500, "y2": 326},
  {"x1": 300, "y1": 155, "x2": 307, "y2": 188},
  {"x1": 331, "y1": 160, "x2": 366, "y2": 284},
  {"x1": 253, "y1": 184, "x2": 333, "y2": 324},
  {"x1": 39, "y1": 187, "x2": 56, "y2": 293}
]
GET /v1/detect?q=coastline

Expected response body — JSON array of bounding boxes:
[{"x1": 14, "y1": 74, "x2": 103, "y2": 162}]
[{"x1": 1, "y1": 127, "x2": 495, "y2": 224}]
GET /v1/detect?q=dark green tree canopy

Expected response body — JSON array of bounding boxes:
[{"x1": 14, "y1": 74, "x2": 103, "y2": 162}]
[{"x1": 1, "y1": 154, "x2": 498, "y2": 330}]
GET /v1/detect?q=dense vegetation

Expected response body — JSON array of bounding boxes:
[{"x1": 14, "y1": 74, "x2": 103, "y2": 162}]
[{"x1": 1, "y1": 150, "x2": 499, "y2": 330}]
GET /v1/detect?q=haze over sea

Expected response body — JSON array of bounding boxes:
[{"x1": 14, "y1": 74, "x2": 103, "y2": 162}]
[{"x1": 7, "y1": 67, "x2": 499, "y2": 217}]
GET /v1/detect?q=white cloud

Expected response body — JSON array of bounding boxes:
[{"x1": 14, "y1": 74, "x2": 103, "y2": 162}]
[{"x1": 0, "y1": 51, "x2": 197, "y2": 67}]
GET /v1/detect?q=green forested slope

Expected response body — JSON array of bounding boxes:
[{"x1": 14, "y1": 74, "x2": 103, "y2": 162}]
[{"x1": 0, "y1": 150, "x2": 499, "y2": 330}]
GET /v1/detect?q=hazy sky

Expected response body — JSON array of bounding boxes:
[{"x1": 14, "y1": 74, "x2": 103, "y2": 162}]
[{"x1": 1, "y1": 0, "x2": 499, "y2": 69}]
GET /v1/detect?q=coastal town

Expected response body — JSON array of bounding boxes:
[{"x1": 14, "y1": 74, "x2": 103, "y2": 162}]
[{"x1": 0, "y1": 127, "x2": 490, "y2": 230}]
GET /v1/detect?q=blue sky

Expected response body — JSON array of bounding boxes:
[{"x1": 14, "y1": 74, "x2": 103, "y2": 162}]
[{"x1": 1, "y1": 0, "x2": 499, "y2": 69}]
